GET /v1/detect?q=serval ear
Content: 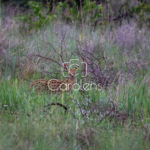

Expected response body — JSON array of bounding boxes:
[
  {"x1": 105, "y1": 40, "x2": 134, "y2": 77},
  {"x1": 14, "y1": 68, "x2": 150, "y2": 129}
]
[{"x1": 74, "y1": 65, "x2": 79, "y2": 71}]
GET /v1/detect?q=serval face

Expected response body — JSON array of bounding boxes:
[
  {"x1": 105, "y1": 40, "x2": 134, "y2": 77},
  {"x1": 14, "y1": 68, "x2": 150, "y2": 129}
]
[
  {"x1": 66, "y1": 65, "x2": 78, "y2": 79},
  {"x1": 30, "y1": 65, "x2": 79, "y2": 93}
]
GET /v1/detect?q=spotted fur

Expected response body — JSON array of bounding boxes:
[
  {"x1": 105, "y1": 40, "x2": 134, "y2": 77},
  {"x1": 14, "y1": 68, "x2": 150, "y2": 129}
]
[{"x1": 30, "y1": 65, "x2": 79, "y2": 93}]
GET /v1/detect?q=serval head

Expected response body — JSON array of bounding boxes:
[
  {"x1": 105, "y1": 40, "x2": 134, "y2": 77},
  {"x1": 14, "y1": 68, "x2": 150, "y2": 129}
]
[{"x1": 65, "y1": 64, "x2": 79, "y2": 79}]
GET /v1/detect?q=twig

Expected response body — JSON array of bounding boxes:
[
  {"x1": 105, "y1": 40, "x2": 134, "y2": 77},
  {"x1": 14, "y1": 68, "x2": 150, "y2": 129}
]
[
  {"x1": 44, "y1": 102, "x2": 68, "y2": 113},
  {"x1": 31, "y1": 54, "x2": 63, "y2": 68}
]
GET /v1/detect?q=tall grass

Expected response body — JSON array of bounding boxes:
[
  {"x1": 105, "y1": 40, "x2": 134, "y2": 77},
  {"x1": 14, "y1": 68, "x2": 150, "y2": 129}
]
[
  {"x1": 0, "y1": 8, "x2": 150, "y2": 149},
  {"x1": 0, "y1": 77, "x2": 150, "y2": 149}
]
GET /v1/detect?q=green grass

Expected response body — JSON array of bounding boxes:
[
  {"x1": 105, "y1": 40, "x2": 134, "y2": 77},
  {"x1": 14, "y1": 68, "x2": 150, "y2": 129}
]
[
  {"x1": 1, "y1": 15, "x2": 150, "y2": 149},
  {"x1": 0, "y1": 77, "x2": 150, "y2": 149}
]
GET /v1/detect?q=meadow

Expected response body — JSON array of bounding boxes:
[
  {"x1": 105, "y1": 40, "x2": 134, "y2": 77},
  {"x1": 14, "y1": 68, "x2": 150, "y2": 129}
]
[{"x1": 0, "y1": 2, "x2": 150, "y2": 149}]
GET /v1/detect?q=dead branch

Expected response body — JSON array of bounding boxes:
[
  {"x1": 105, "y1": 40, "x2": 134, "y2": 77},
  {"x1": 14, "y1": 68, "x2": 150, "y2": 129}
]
[{"x1": 44, "y1": 102, "x2": 68, "y2": 113}]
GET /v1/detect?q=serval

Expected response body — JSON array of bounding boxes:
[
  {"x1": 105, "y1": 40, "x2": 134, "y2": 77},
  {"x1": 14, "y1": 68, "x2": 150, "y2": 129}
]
[{"x1": 30, "y1": 65, "x2": 79, "y2": 93}]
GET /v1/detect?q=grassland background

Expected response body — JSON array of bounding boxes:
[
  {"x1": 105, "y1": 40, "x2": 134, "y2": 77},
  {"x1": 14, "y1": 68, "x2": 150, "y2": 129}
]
[{"x1": 0, "y1": 1, "x2": 150, "y2": 150}]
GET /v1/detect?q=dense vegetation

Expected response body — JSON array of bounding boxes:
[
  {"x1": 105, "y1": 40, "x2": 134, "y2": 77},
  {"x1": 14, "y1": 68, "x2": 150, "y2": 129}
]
[{"x1": 0, "y1": 0, "x2": 150, "y2": 149}]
